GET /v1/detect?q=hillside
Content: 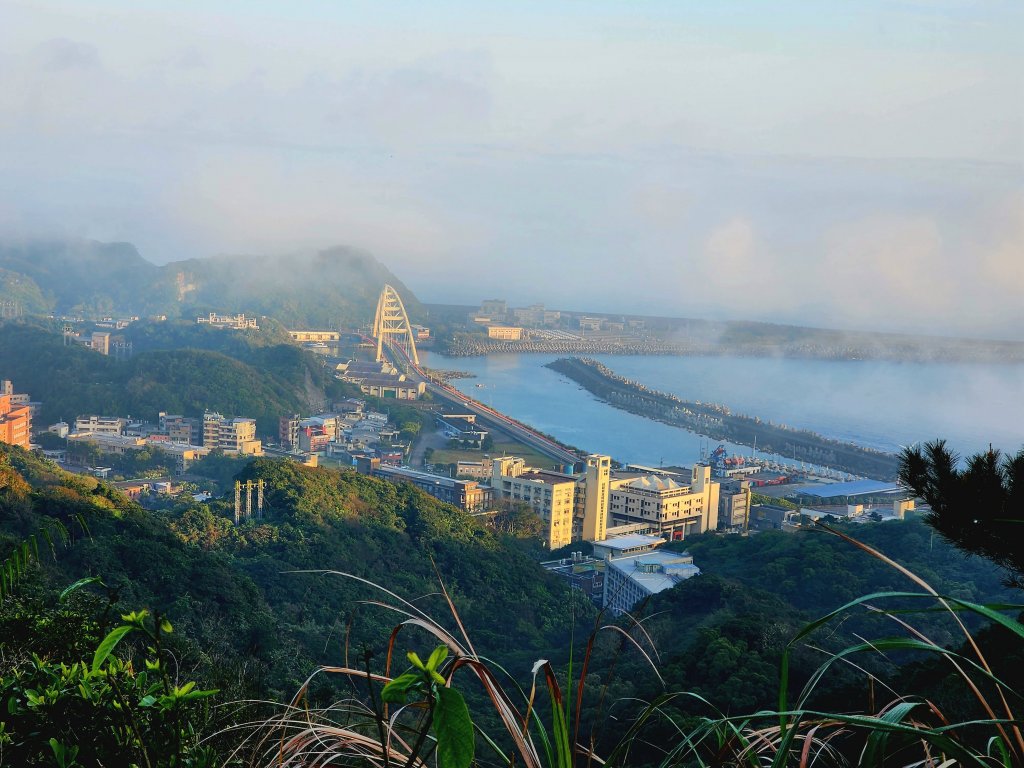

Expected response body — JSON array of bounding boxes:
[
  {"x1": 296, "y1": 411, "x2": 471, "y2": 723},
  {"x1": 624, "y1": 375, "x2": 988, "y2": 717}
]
[
  {"x1": 0, "y1": 445, "x2": 587, "y2": 699},
  {"x1": 0, "y1": 322, "x2": 349, "y2": 433},
  {"x1": 2, "y1": 442, "x2": 1021, "y2": 764},
  {"x1": 0, "y1": 239, "x2": 421, "y2": 327}
]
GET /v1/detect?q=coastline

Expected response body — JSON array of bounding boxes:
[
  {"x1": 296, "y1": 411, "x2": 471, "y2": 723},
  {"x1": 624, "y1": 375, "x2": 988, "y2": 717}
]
[{"x1": 545, "y1": 356, "x2": 901, "y2": 480}]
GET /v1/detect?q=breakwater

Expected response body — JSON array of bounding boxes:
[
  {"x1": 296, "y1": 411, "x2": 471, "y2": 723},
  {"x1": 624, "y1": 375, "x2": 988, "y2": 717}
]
[
  {"x1": 444, "y1": 335, "x2": 706, "y2": 357},
  {"x1": 442, "y1": 334, "x2": 1024, "y2": 365},
  {"x1": 546, "y1": 357, "x2": 901, "y2": 480}
]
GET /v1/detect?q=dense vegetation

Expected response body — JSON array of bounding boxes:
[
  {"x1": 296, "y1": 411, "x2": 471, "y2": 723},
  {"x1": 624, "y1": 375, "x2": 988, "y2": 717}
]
[
  {"x1": 0, "y1": 444, "x2": 589, "y2": 762},
  {"x1": 3, "y1": 436, "x2": 1022, "y2": 765},
  {"x1": 0, "y1": 322, "x2": 352, "y2": 434},
  {"x1": 900, "y1": 439, "x2": 1024, "y2": 586}
]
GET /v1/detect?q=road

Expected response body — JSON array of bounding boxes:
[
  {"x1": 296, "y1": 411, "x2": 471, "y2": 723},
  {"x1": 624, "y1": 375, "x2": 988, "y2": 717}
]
[{"x1": 381, "y1": 343, "x2": 581, "y2": 468}]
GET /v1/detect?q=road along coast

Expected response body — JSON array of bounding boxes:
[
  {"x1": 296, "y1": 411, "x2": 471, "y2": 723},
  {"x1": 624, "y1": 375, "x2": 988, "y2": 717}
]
[{"x1": 546, "y1": 357, "x2": 901, "y2": 480}]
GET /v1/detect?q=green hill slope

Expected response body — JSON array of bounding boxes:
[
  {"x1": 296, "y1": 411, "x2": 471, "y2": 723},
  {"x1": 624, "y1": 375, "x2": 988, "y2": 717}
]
[
  {"x1": 0, "y1": 239, "x2": 421, "y2": 327},
  {"x1": 0, "y1": 445, "x2": 585, "y2": 700},
  {"x1": 0, "y1": 323, "x2": 348, "y2": 433}
]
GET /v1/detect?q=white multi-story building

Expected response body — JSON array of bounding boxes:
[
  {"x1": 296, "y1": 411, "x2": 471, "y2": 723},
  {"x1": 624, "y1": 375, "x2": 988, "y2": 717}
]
[
  {"x1": 608, "y1": 465, "x2": 719, "y2": 541},
  {"x1": 74, "y1": 415, "x2": 129, "y2": 436},
  {"x1": 602, "y1": 547, "x2": 700, "y2": 616}
]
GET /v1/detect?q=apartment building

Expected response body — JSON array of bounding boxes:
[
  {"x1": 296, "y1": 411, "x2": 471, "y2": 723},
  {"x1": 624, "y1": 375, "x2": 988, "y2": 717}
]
[
  {"x1": 0, "y1": 381, "x2": 31, "y2": 449},
  {"x1": 74, "y1": 415, "x2": 129, "y2": 436},
  {"x1": 202, "y1": 412, "x2": 262, "y2": 455},
  {"x1": 718, "y1": 477, "x2": 753, "y2": 530},
  {"x1": 159, "y1": 413, "x2": 201, "y2": 445},
  {"x1": 492, "y1": 456, "x2": 577, "y2": 549}
]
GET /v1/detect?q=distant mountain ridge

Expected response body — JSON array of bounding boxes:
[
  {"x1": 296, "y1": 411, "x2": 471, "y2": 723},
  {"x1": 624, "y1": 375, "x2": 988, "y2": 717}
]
[{"x1": 0, "y1": 239, "x2": 421, "y2": 328}]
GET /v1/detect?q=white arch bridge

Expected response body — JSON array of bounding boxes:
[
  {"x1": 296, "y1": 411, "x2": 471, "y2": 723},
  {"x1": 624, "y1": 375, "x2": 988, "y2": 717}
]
[{"x1": 372, "y1": 284, "x2": 419, "y2": 366}]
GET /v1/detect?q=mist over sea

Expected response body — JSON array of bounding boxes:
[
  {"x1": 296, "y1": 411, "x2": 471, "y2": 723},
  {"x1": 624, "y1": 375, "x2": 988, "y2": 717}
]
[{"x1": 420, "y1": 351, "x2": 1024, "y2": 468}]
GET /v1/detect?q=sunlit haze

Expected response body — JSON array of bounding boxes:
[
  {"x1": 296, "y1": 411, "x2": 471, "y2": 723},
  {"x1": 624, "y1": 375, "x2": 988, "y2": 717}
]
[{"x1": 2, "y1": 0, "x2": 1021, "y2": 337}]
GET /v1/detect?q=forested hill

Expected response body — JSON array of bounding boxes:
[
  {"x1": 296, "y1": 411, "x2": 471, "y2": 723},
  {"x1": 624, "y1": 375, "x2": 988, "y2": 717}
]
[
  {"x1": 0, "y1": 445, "x2": 587, "y2": 702},
  {"x1": 0, "y1": 322, "x2": 349, "y2": 433},
  {"x1": 0, "y1": 239, "x2": 421, "y2": 326}
]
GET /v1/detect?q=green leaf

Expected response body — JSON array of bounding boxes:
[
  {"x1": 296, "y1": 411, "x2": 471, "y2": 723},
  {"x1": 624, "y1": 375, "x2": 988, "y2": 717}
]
[
  {"x1": 434, "y1": 686, "x2": 474, "y2": 768},
  {"x1": 59, "y1": 576, "x2": 104, "y2": 602},
  {"x1": 91, "y1": 626, "x2": 134, "y2": 673},
  {"x1": 426, "y1": 645, "x2": 448, "y2": 672},
  {"x1": 381, "y1": 672, "x2": 421, "y2": 704},
  {"x1": 407, "y1": 650, "x2": 425, "y2": 670}
]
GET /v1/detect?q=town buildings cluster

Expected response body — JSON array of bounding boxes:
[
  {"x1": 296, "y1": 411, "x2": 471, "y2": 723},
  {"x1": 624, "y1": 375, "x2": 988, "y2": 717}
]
[
  {"x1": 278, "y1": 398, "x2": 407, "y2": 468},
  {"x1": 58, "y1": 410, "x2": 263, "y2": 475}
]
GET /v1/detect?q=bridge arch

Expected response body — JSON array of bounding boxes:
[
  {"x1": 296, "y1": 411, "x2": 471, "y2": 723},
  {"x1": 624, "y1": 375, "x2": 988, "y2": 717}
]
[{"x1": 372, "y1": 284, "x2": 420, "y2": 366}]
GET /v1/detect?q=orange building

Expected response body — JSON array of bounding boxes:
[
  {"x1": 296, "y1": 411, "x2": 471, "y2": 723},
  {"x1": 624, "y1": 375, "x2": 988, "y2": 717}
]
[{"x1": 0, "y1": 391, "x2": 32, "y2": 449}]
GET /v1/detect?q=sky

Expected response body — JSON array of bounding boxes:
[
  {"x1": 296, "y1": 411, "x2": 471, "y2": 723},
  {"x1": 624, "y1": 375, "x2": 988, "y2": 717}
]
[{"x1": 1, "y1": 1, "x2": 1021, "y2": 338}]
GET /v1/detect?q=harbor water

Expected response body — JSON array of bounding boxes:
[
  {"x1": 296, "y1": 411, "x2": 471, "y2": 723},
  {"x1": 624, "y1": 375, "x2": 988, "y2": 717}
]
[{"x1": 419, "y1": 351, "x2": 1024, "y2": 469}]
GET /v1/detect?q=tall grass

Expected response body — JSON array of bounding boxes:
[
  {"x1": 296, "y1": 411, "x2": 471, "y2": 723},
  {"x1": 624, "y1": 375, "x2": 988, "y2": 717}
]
[{"x1": 236, "y1": 525, "x2": 1024, "y2": 767}]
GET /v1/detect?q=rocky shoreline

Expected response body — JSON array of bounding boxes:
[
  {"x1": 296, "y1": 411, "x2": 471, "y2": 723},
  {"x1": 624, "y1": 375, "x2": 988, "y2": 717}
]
[{"x1": 546, "y1": 356, "x2": 901, "y2": 480}]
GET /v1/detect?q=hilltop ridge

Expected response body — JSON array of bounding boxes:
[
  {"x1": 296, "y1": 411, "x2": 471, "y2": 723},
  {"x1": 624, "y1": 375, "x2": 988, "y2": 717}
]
[{"x1": 0, "y1": 240, "x2": 421, "y2": 328}]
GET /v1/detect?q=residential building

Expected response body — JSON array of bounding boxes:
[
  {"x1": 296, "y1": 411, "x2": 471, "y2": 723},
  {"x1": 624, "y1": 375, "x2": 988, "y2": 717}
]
[
  {"x1": 718, "y1": 478, "x2": 753, "y2": 530},
  {"x1": 298, "y1": 426, "x2": 331, "y2": 453},
  {"x1": 455, "y1": 458, "x2": 493, "y2": 479},
  {"x1": 492, "y1": 456, "x2": 576, "y2": 549},
  {"x1": 607, "y1": 465, "x2": 720, "y2": 541},
  {"x1": 333, "y1": 398, "x2": 365, "y2": 415},
  {"x1": 202, "y1": 412, "x2": 262, "y2": 455},
  {"x1": 74, "y1": 415, "x2": 129, "y2": 436},
  {"x1": 0, "y1": 382, "x2": 31, "y2": 449},
  {"x1": 279, "y1": 414, "x2": 301, "y2": 450},
  {"x1": 159, "y1": 413, "x2": 201, "y2": 445},
  {"x1": 90, "y1": 331, "x2": 111, "y2": 355}
]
